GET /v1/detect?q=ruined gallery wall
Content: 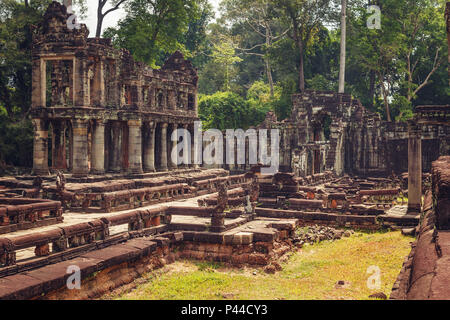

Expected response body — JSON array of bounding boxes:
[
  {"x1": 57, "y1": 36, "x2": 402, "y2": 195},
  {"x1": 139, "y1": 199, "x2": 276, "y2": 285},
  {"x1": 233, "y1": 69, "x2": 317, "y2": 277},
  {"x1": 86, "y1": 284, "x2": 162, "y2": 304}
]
[
  {"x1": 348, "y1": 120, "x2": 448, "y2": 175},
  {"x1": 29, "y1": 2, "x2": 200, "y2": 176},
  {"x1": 31, "y1": 3, "x2": 198, "y2": 114},
  {"x1": 272, "y1": 91, "x2": 450, "y2": 177}
]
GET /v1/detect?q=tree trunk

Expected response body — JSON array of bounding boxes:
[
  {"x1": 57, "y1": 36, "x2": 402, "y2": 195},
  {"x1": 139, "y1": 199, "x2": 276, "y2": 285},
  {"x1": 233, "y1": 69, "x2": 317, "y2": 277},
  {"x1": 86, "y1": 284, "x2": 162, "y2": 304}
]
[
  {"x1": 368, "y1": 70, "x2": 375, "y2": 109},
  {"x1": 298, "y1": 40, "x2": 305, "y2": 92},
  {"x1": 96, "y1": 0, "x2": 105, "y2": 38},
  {"x1": 378, "y1": 72, "x2": 392, "y2": 122},
  {"x1": 292, "y1": 21, "x2": 305, "y2": 92},
  {"x1": 338, "y1": 0, "x2": 347, "y2": 93},
  {"x1": 265, "y1": 27, "x2": 274, "y2": 97},
  {"x1": 96, "y1": 13, "x2": 104, "y2": 37},
  {"x1": 265, "y1": 58, "x2": 274, "y2": 97},
  {"x1": 288, "y1": 10, "x2": 306, "y2": 92}
]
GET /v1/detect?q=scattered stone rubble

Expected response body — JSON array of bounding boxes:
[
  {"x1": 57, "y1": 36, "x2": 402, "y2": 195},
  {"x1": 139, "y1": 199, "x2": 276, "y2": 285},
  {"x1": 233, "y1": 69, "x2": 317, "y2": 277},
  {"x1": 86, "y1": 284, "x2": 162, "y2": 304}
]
[{"x1": 293, "y1": 225, "x2": 354, "y2": 247}]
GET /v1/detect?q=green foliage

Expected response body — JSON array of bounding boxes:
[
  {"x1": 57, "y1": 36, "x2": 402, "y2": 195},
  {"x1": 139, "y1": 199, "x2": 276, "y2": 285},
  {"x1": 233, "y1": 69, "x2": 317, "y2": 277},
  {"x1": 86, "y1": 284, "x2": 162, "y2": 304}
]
[
  {"x1": 247, "y1": 81, "x2": 281, "y2": 103},
  {"x1": 306, "y1": 74, "x2": 337, "y2": 91},
  {"x1": 0, "y1": 0, "x2": 51, "y2": 169},
  {"x1": 195, "y1": 261, "x2": 223, "y2": 272},
  {"x1": 180, "y1": 0, "x2": 214, "y2": 69},
  {"x1": 392, "y1": 95, "x2": 414, "y2": 122},
  {"x1": 210, "y1": 39, "x2": 243, "y2": 91},
  {"x1": 104, "y1": 0, "x2": 206, "y2": 68},
  {"x1": 198, "y1": 91, "x2": 268, "y2": 130},
  {"x1": 198, "y1": 60, "x2": 228, "y2": 95},
  {"x1": 0, "y1": 0, "x2": 52, "y2": 117},
  {"x1": 271, "y1": 78, "x2": 297, "y2": 120},
  {"x1": 346, "y1": 0, "x2": 449, "y2": 121},
  {"x1": 0, "y1": 105, "x2": 33, "y2": 168}
]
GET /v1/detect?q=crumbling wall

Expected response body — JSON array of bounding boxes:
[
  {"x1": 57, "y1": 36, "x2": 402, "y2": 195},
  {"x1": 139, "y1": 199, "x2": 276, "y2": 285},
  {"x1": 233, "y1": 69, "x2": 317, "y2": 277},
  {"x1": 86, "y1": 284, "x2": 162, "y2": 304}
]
[
  {"x1": 264, "y1": 91, "x2": 450, "y2": 177},
  {"x1": 432, "y1": 156, "x2": 450, "y2": 229},
  {"x1": 390, "y1": 156, "x2": 450, "y2": 300}
]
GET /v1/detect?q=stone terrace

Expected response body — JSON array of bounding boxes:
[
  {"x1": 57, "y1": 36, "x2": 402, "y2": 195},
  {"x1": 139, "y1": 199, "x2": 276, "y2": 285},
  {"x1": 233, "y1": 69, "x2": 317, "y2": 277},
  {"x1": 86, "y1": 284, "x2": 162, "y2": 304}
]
[{"x1": 0, "y1": 167, "x2": 423, "y2": 300}]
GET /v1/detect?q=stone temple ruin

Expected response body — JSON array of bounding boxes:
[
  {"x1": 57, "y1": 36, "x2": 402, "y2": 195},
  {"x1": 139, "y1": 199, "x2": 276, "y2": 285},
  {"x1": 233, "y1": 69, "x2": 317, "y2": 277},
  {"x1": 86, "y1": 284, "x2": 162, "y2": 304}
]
[
  {"x1": 30, "y1": 2, "x2": 199, "y2": 177},
  {"x1": 0, "y1": 1, "x2": 448, "y2": 300}
]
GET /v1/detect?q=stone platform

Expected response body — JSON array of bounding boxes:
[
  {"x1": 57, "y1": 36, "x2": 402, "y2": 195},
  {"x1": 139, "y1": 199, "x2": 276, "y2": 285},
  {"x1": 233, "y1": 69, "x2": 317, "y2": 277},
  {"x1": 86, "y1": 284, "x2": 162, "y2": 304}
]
[
  {"x1": 378, "y1": 205, "x2": 421, "y2": 229},
  {"x1": 0, "y1": 168, "x2": 428, "y2": 300},
  {"x1": 0, "y1": 195, "x2": 295, "y2": 299}
]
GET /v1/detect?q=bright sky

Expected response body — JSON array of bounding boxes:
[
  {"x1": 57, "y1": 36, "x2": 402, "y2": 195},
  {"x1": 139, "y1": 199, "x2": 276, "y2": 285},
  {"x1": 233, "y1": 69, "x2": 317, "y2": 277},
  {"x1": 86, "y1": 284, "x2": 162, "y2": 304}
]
[{"x1": 75, "y1": 0, "x2": 221, "y2": 37}]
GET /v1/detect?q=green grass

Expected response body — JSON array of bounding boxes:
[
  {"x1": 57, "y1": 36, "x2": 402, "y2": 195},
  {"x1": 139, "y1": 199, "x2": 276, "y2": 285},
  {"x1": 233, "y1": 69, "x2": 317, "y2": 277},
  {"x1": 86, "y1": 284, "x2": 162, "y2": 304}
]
[{"x1": 104, "y1": 231, "x2": 413, "y2": 300}]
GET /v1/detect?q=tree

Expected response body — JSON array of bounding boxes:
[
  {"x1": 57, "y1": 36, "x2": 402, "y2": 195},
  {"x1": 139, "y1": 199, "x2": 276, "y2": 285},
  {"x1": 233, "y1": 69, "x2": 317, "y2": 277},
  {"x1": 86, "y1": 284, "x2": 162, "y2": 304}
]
[
  {"x1": 221, "y1": 0, "x2": 290, "y2": 96},
  {"x1": 104, "y1": 0, "x2": 202, "y2": 68},
  {"x1": 177, "y1": 0, "x2": 214, "y2": 69},
  {"x1": 0, "y1": 0, "x2": 53, "y2": 167},
  {"x1": 210, "y1": 39, "x2": 243, "y2": 91},
  {"x1": 398, "y1": 0, "x2": 447, "y2": 105},
  {"x1": 271, "y1": 0, "x2": 338, "y2": 92},
  {"x1": 0, "y1": 0, "x2": 53, "y2": 118},
  {"x1": 95, "y1": 0, "x2": 128, "y2": 37},
  {"x1": 198, "y1": 91, "x2": 267, "y2": 130},
  {"x1": 347, "y1": 0, "x2": 448, "y2": 122},
  {"x1": 338, "y1": 0, "x2": 347, "y2": 93}
]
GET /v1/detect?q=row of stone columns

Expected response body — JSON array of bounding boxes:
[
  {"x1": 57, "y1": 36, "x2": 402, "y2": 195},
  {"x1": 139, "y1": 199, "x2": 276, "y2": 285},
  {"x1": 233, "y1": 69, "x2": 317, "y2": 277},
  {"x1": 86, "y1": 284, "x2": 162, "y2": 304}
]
[{"x1": 32, "y1": 118, "x2": 195, "y2": 177}]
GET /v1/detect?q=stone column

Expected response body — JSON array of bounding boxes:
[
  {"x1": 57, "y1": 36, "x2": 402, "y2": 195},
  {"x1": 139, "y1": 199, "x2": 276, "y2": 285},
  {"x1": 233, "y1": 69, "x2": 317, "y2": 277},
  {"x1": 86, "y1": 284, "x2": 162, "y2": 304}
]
[
  {"x1": 72, "y1": 119, "x2": 89, "y2": 177},
  {"x1": 408, "y1": 121, "x2": 422, "y2": 213},
  {"x1": 169, "y1": 123, "x2": 178, "y2": 170},
  {"x1": 128, "y1": 120, "x2": 143, "y2": 174},
  {"x1": 160, "y1": 123, "x2": 168, "y2": 171},
  {"x1": 91, "y1": 120, "x2": 105, "y2": 174},
  {"x1": 92, "y1": 59, "x2": 105, "y2": 107},
  {"x1": 137, "y1": 85, "x2": 143, "y2": 108},
  {"x1": 183, "y1": 124, "x2": 190, "y2": 168},
  {"x1": 190, "y1": 124, "x2": 198, "y2": 169},
  {"x1": 32, "y1": 58, "x2": 45, "y2": 108},
  {"x1": 52, "y1": 121, "x2": 67, "y2": 170},
  {"x1": 32, "y1": 118, "x2": 49, "y2": 176},
  {"x1": 143, "y1": 121, "x2": 156, "y2": 172},
  {"x1": 73, "y1": 55, "x2": 90, "y2": 107},
  {"x1": 110, "y1": 122, "x2": 122, "y2": 173}
]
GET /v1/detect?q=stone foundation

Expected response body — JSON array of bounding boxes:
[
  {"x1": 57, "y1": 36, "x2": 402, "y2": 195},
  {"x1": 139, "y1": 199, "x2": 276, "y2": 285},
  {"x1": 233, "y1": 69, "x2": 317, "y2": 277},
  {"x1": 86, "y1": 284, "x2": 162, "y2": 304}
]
[{"x1": 390, "y1": 156, "x2": 450, "y2": 300}]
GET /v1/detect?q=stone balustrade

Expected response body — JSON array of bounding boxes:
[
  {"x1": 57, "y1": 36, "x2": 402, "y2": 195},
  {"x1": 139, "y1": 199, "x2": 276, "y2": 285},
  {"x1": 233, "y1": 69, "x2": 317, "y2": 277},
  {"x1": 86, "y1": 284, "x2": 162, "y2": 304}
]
[
  {"x1": 0, "y1": 207, "x2": 171, "y2": 272},
  {"x1": 0, "y1": 198, "x2": 63, "y2": 235}
]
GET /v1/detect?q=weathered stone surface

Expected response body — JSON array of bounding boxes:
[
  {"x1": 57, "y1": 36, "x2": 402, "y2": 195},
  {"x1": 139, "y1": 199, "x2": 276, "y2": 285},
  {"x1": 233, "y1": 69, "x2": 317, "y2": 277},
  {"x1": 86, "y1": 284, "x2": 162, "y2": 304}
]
[
  {"x1": 391, "y1": 158, "x2": 450, "y2": 300},
  {"x1": 260, "y1": 90, "x2": 449, "y2": 177},
  {"x1": 432, "y1": 156, "x2": 450, "y2": 230},
  {"x1": 30, "y1": 2, "x2": 199, "y2": 177}
]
